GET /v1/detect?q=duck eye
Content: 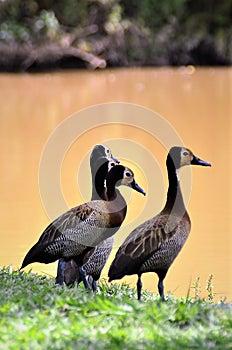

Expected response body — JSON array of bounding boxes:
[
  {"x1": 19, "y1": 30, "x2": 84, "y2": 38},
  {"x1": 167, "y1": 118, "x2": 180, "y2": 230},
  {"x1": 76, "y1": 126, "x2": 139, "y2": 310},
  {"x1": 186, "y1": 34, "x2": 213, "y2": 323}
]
[
  {"x1": 183, "y1": 151, "x2": 189, "y2": 156},
  {"x1": 125, "y1": 172, "x2": 131, "y2": 177}
]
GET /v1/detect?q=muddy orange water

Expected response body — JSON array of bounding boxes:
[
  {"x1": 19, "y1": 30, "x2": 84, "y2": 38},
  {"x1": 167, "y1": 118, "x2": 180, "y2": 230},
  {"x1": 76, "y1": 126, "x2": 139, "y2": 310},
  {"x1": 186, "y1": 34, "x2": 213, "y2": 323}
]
[{"x1": 0, "y1": 67, "x2": 231, "y2": 301}]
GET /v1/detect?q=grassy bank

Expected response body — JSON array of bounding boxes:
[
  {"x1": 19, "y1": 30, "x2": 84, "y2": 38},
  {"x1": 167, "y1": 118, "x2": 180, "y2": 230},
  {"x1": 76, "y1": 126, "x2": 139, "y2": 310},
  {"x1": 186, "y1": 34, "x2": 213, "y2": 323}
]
[{"x1": 0, "y1": 267, "x2": 231, "y2": 349}]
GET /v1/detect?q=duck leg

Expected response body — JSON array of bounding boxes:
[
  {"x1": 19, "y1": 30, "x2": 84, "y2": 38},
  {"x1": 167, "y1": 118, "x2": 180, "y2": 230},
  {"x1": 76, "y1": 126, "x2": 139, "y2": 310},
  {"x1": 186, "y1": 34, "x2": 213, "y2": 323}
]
[
  {"x1": 55, "y1": 259, "x2": 65, "y2": 285},
  {"x1": 157, "y1": 270, "x2": 167, "y2": 301},
  {"x1": 137, "y1": 274, "x2": 142, "y2": 301},
  {"x1": 87, "y1": 275, "x2": 98, "y2": 292},
  {"x1": 79, "y1": 266, "x2": 91, "y2": 290},
  {"x1": 91, "y1": 279, "x2": 97, "y2": 292}
]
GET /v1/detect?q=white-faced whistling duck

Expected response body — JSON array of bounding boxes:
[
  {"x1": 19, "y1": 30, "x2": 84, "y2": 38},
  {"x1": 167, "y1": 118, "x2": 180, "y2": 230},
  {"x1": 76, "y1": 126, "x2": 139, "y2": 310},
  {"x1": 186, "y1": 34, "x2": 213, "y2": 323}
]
[
  {"x1": 108, "y1": 146, "x2": 211, "y2": 301},
  {"x1": 20, "y1": 164, "x2": 146, "y2": 290},
  {"x1": 55, "y1": 144, "x2": 120, "y2": 289}
]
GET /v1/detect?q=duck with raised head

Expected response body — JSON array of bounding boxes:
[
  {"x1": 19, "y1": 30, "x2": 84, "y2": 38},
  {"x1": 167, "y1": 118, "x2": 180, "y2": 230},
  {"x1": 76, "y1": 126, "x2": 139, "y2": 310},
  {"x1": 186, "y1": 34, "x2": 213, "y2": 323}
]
[
  {"x1": 108, "y1": 147, "x2": 211, "y2": 301},
  {"x1": 20, "y1": 164, "x2": 146, "y2": 289},
  {"x1": 55, "y1": 144, "x2": 120, "y2": 286},
  {"x1": 89, "y1": 144, "x2": 120, "y2": 200}
]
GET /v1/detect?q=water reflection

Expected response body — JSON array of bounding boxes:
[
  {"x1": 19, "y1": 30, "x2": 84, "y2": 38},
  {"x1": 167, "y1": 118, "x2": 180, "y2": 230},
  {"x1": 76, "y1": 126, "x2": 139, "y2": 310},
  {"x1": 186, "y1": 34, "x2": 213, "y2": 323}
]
[{"x1": 0, "y1": 68, "x2": 231, "y2": 300}]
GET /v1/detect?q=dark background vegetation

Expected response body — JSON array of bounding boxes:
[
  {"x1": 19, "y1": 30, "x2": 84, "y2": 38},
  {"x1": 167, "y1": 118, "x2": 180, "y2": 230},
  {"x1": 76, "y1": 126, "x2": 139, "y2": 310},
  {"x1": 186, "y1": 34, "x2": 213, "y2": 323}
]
[{"x1": 0, "y1": 0, "x2": 231, "y2": 71}]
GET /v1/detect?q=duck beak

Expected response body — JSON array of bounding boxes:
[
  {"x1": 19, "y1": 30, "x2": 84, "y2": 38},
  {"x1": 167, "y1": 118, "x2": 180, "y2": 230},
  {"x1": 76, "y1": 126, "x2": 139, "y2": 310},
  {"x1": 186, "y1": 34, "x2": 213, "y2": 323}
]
[
  {"x1": 111, "y1": 156, "x2": 120, "y2": 164},
  {"x1": 191, "y1": 155, "x2": 211, "y2": 167},
  {"x1": 130, "y1": 179, "x2": 146, "y2": 195}
]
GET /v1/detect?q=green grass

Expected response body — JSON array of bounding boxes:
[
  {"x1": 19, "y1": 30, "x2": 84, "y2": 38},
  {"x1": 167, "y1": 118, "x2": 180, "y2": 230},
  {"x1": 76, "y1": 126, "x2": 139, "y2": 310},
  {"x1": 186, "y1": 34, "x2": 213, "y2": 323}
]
[{"x1": 0, "y1": 267, "x2": 231, "y2": 349}]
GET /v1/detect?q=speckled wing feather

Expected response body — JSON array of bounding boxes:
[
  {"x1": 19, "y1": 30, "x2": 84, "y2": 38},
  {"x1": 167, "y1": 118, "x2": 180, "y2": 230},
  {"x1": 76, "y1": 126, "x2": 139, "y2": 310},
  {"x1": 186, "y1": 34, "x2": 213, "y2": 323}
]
[
  {"x1": 82, "y1": 237, "x2": 114, "y2": 279},
  {"x1": 108, "y1": 214, "x2": 180, "y2": 280},
  {"x1": 21, "y1": 201, "x2": 112, "y2": 268},
  {"x1": 37, "y1": 202, "x2": 107, "y2": 246},
  {"x1": 62, "y1": 237, "x2": 114, "y2": 285}
]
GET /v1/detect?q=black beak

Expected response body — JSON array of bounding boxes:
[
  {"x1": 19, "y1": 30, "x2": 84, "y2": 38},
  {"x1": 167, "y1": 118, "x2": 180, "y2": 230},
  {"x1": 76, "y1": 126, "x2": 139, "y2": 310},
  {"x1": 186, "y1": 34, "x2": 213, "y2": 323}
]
[
  {"x1": 191, "y1": 155, "x2": 211, "y2": 167},
  {"x1": 130, "y1": 179, "x2": 146, "y2": 195},
  {"x1": 112, "y1": 156, "x2": 120, "y2": 164}
]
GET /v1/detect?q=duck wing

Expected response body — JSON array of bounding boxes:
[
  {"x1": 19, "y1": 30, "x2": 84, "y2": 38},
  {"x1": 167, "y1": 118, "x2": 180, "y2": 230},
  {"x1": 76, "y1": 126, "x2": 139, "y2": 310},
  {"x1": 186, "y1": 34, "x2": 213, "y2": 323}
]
[
  {"x1": 21, "y1": 201, "x2": 110, "y2": 269},
  {"x1": 108, "y1": 215, "x2": 179, "y2": 281},
  {"x1": 37, "y1": 203, "x2": 99, "y2": 244}
]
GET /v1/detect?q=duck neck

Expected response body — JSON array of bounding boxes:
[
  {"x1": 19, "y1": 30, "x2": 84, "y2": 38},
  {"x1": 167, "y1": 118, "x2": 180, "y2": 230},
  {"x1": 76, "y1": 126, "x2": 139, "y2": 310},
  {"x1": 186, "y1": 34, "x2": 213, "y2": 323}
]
[
  {"x1": 91, "y1": 174, "x2": 104, "y2": 200},
  {"x1": 91, "y1": 160, "x2": 108, "y2": 200},
  {"x1": 105, "y1": 174, "x2": 127, "y2": 226},
  {"x1": 163, "y1": 157, "x2": 186, "y2": 215},
  {"x1": 105, "y1": 179, "x2": 117, "y2": 201}
]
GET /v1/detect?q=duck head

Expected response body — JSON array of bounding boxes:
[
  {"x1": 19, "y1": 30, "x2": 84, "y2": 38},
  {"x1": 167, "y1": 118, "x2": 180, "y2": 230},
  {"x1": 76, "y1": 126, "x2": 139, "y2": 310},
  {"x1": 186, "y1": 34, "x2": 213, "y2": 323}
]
[
  {"x1": 168, "y1": 146, "x2": 211, "y2": 169},
  {"x1": 90, "y1": 144, "x2": 120, "y2": 167},
  {"x1": 106, "y1": 165, "x2": 146, "y2": 196},
  {"x1": 90, "y1": 144, "x2": 120, "y2": 199}
]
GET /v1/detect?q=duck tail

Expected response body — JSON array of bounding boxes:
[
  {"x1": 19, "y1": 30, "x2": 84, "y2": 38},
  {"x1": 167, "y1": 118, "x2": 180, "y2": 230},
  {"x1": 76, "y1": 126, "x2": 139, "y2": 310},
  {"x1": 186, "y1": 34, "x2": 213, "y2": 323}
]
[
  {"x1": 108, "y1": 263, "x2": 125, "y2": 282},
  {"x1": 20, "y1": 242, "x2": 57, "y2": 269}
]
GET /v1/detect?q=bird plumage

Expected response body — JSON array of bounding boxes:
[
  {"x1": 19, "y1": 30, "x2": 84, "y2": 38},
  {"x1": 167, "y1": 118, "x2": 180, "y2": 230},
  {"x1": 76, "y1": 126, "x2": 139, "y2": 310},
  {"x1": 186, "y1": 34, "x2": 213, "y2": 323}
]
[
  {"x1": 56, "y1": 144, "x2": 119, "y2": 286},
  {"x1": 20, "y1": 164, "x2": 146, "y2": 291},
  {"x1": 108, "y1": 146, "x2": 211, "y2": 301}
]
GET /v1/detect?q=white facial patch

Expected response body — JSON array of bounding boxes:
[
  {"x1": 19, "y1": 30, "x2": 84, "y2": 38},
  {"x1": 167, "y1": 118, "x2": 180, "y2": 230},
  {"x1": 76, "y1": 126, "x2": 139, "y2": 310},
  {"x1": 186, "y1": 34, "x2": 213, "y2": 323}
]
[
  {"x1": 105, "y1": 147, "x2": 112, "y2": 159},
  {"x1": 180, "y1": 149, "x2": 191, "y2": 167}
]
